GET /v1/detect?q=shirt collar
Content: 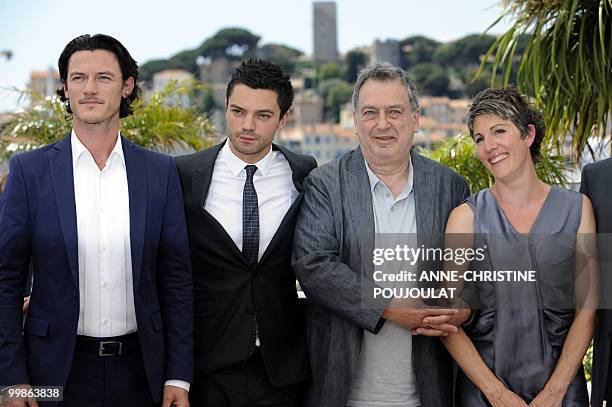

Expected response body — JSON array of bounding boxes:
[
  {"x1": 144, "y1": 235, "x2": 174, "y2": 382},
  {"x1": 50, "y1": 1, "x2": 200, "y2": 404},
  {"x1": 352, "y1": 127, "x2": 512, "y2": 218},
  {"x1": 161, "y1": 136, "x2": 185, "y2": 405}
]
[
  {"x1": 71, "y1": 130, "x2": 125, "y2": 169},
  {"x1": 364, "y1": 158, "x2": 414, "y2": 196},
  {"x1": 221, "y1": 139, "x2": 275, "y2": 177}
]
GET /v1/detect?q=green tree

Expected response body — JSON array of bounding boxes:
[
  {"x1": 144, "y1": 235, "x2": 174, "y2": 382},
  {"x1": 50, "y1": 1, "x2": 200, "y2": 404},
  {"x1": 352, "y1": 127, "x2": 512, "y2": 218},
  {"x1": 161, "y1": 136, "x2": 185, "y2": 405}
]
[
  {"x1": 140, "y1": 59, "x2": 172, "y2": 84},
  {"x1": 410, "y1": 63, "x2": 450, "y2": 96},
  {"x1": 200, "y1": 28, "x2": 260, "y2": 60},
  {"x1": 419, "y1": 133, "x2": 568, "y2": 192},
  {"x1": 484, "y1": 0, "x2": 612, "y2": 159},
  {"x1": 319, "y1": 79, "x2": 352, "y2": 122},
  {"x1": 140, "y1": 28, "x2": 261, "y2": 82},
  {"x1": 257, "y1": 43, "x2": 303, "y2": 73},
  {"x1": 400, "y1": 35, "x2": 441, "y2": 68},
  {"x1": 463, "y1": 68, "x2": 492, "y2": 98},
  {"x1": 345, "y1": 50, "x2": 368, "y2": 82},
  {"x1": 0, "y1": 79, "x2": 215, "y2": 159},
  {"x1": 318, "y1": 62, "x2": 346, "y2": 81},
  {"x1": 434, "y1": 34, "x2": 497, "y2": 67}
]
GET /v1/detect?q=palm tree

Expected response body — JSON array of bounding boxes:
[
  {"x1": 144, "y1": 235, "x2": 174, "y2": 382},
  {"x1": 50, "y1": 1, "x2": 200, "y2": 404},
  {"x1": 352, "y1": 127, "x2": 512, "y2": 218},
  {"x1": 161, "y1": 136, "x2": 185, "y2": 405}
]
[
  {"x1": 0, "y1": 79, "x2": 216, "y2": 160},
  {"x1": 483, "y1": 0, "x2": 612, "y2": 160}
]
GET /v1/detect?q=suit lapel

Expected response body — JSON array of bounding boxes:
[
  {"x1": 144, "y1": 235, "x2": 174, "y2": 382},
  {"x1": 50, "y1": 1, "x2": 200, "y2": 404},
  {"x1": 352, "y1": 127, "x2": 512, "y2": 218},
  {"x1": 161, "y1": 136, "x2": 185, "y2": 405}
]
[
  {"x1": 122, "y1": 137, "x2": 146, "y2": 292},
  {"x1": 48, "y1": 135, "x2": 79, "y2": 290},
  {"x1": 411, "y1": 150, "x2": 436, "y2": 287},
  {"x1": 258, "y1": 144, "x2": 311, "y2": 265},
  {"x1": 273, "y1": 143, "x2": 311, "y2": 192},
  {"x1": 346, "y1": 148, "x2": 375, "y2": 278},
  {"x1": 193, "y1": 141, "x2": 248, "y2": 264},
  {"x1": 195, "y1": 142, "x2": 224, "y2": 210},
  {"x1": 411, "y1": 149, "x2": 434, "y2": 240}
]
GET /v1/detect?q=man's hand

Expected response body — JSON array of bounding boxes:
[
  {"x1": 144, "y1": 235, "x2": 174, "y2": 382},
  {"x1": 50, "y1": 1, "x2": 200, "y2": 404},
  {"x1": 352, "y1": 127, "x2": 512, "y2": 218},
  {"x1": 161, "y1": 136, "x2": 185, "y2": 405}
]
[
  {"x1": 382, "y1": 298, "x2": 458, "y2": 336},
  {"x1": 162, "y1": 385, "x2": 189, "y2": 407},
  {"x1": 23, "y1": 297, "x2": 30, "y2": 315},
  {"x1": 1, "y1": 384, "x2": 39, "y2": 407},
  {"x1": 421, "y1": 304, "x2": 471, "y2": 333}
]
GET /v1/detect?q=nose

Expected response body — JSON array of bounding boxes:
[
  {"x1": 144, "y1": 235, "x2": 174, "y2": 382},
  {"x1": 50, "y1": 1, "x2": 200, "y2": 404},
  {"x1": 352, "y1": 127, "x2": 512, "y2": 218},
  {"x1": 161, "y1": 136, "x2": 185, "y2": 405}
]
[
  {"x1": 483, "y1": 135, "x2": 497, "y2": 153},
  {"x1": 83, "y1": 77, "x2": 98, "y2": 95},
  {"x1": 242, "y1": 113, "x2": 256, "y2": 131},
  {"x1": 375, "y1": 111, "x2": 390, "y2": 131}
]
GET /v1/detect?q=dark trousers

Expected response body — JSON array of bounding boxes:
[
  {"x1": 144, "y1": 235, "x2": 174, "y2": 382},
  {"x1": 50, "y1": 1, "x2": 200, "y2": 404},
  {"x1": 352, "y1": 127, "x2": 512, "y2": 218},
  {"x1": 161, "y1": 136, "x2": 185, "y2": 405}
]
[
  {"x1": 57, "y1": 334, "x2": 156, "y2": 407},
  {"x1": 605, "y1": 361, "x2": 612, "y2": 402},
  {"x1": 191, "y1": 349, "x2": 304, "y2": 407}
]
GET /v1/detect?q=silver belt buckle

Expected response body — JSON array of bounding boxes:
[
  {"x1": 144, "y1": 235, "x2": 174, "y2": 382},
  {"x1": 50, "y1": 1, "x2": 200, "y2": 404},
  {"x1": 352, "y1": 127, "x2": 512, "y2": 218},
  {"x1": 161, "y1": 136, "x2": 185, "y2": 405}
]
[{"x1": 99, "y1": 340, "x2": 122, "y2": 356}]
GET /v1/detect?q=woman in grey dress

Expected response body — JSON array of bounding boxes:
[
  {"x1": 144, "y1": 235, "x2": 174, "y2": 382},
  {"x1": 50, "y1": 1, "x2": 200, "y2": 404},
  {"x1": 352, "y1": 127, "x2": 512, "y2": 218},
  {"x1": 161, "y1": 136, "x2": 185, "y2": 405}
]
[{"x1": 441, "y1": 87, "x2": 598, "y2": 407}]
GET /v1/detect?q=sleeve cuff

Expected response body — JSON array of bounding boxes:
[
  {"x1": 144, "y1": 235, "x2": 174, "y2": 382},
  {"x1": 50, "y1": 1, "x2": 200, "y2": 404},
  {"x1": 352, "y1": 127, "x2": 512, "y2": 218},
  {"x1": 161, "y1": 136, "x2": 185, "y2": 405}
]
[{"x1": 164, "y1": 380, "x2": 190, "y2": 392}]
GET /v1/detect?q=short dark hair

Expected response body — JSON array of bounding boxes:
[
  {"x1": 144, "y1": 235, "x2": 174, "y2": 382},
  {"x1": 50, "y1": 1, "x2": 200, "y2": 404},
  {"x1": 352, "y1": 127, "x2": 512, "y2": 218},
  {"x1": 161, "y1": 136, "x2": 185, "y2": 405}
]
[
  {"x1": 57, "y1": 34, "x2": 141, "y2": 119},
  {"x1": 226, "y1": 58, "x2": 294, "y2": 117},
  {"x1": 467, "y1": 86, "x2": 545, "y2": 163}
]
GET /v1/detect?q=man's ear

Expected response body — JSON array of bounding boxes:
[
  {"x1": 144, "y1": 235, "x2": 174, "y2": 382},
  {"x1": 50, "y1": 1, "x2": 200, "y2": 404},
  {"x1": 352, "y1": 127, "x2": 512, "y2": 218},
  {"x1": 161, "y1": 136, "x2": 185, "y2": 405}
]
[
  {"x1": 122, "y1": 77, "x2": 135, "y2": 98},
  {"x1": 413, "y1": 108, "x2": 420, "y2": 133},
  {"x1": 278, "y1": 110, "x2": 290, "y2": 129}
]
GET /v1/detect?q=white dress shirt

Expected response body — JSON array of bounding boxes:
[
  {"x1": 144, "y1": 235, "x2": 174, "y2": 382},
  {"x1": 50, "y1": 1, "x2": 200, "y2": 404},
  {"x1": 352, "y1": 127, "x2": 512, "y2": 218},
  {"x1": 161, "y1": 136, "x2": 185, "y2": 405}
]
[
  {"x1": 205, "y1": 140, "x2": 298, "y2": 258},
  {"x1": 72, "y1": 131, "x2": 136, "y2": 338},
  {"x1": 72, "y1": 131, "x2": 189, "y2": 391}
]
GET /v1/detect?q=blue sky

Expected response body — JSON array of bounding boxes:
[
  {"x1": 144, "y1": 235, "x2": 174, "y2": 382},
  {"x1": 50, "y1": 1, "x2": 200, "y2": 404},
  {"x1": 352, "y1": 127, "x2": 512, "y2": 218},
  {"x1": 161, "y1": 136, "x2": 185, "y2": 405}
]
[{"x1": 0, "y1": 0, "x2": 514, "y2": 113}]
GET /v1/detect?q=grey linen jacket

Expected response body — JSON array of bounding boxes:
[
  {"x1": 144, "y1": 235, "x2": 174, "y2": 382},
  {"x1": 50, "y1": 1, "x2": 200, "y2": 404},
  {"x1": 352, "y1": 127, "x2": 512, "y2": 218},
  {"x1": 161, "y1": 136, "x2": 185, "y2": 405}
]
[{"x1": 293, "y1": 147, "x2": 470, "y2": 407}]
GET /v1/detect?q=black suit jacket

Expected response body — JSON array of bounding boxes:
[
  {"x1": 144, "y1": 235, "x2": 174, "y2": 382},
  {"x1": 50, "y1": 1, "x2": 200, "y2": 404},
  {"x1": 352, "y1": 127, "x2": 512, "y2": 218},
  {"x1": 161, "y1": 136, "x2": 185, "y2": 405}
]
[
  {"x1": 580, "y1": 158, "x2": 612, "y2": 407},
  {"x1": 176, "y1": 141, "x2": 316, "y2": 388}
]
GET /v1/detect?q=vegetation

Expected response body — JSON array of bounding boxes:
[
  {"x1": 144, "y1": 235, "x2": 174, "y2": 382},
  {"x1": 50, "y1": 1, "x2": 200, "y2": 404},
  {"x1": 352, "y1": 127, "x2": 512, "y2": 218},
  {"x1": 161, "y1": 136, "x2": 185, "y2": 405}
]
[
  {"x1": 0, "y1": 79, "x2": 215, "y2": 159},
  {"x1": 140, "y1": 28, "x2": 261, "y2": 81},
  {"x1": 483, "y1": 0, "x2": 612, "y2": 159},
  {"x1": 318, "y1": 78, "x2": 353, "y2": 122},
  {"x1": 418, "y1": 133, "x2": 569, "y2": 192},
  {"x1": 138, "y1": 28, "x2": 521, "y2": 110},
  {"x1": 258, "y1": 43, "x2": 303, "y2": 73}
]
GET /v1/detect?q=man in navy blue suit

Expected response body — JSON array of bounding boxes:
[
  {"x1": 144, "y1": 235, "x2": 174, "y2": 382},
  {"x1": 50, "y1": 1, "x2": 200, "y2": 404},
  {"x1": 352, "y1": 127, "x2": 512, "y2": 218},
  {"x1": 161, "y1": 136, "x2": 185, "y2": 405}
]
[{"x1": 0, "y1": 34, "x2": 193, "y2": 407}]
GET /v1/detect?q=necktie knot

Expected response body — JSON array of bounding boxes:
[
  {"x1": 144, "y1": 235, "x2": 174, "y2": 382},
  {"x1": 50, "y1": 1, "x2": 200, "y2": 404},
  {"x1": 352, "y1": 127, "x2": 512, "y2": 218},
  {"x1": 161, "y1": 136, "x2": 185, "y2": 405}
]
[{"x1": 245, "y1": 165, "x2": 257, "y2": 179}]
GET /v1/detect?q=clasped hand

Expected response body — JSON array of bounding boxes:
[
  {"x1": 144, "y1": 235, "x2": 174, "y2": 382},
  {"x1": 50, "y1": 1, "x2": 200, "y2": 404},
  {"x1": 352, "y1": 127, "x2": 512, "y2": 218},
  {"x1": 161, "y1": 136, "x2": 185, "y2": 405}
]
[{"x1": 383, "y1": 298, "x2": 471, "y2": 336}]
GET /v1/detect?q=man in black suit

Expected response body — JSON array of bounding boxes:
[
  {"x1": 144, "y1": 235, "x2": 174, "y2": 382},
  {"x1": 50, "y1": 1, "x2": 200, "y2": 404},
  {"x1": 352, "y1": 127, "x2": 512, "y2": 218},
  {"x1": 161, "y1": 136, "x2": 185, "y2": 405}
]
[
  {"x1": 580, "y1": 158, "x2": 612, "y2": 407},
  {"x1": 176, "y1": 59, "x2": 316, "y2": 407}
]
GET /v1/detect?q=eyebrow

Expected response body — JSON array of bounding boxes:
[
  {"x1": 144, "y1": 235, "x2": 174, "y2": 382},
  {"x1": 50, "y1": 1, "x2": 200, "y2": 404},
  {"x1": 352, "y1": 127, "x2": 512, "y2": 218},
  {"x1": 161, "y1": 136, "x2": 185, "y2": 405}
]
[
  {"x1": 360, "y1": 104, "x2": 406, "y2": 110},
  {"x1": 69, "y1": 70, "x2": 116, "y2": 77},
  {"x1": 489, "y1": 123, "x2": 509, "y2": 130},
  {"x1": 229, "y1": 103, "x2": 275, "y2": 114},
  {"x1": 473, "y1": 123, "x2": 509, "y2": 137}
]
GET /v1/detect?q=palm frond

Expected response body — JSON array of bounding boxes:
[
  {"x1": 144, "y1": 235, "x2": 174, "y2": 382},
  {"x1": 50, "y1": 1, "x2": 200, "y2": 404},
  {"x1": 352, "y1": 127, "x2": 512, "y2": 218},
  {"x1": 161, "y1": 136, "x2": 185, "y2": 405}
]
[{"x1": 482, "y1": 0, "x2": 612, "y2": 162}]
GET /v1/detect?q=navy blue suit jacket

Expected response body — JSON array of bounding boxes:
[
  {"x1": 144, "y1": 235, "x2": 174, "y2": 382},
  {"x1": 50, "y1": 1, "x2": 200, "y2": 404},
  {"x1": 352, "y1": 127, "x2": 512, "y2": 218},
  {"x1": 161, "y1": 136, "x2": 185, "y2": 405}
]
[{"x1": 0, "y1": 135, "x2": 193, "y2": 402}]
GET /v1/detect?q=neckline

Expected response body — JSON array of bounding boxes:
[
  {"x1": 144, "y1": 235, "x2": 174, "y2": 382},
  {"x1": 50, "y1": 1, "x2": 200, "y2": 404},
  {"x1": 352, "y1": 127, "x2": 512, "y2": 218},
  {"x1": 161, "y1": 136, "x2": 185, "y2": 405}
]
[{"x1": 486, "y1": 186, "x2": 555, "y2": 235}]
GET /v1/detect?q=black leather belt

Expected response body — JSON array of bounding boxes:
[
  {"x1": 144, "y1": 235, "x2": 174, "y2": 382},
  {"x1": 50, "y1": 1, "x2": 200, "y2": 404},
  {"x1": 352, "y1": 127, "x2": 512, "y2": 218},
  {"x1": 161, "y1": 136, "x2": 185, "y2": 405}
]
[{"x1": 75, "y1": 333, "x2": 139, "y2": 357}]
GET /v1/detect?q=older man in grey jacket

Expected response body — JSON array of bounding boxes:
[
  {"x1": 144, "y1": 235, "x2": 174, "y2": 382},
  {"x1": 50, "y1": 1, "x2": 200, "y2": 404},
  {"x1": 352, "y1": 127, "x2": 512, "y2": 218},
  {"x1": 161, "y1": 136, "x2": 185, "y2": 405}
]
[{"x1": 293, "y1": 63, "x2": 471, "y2": 407}]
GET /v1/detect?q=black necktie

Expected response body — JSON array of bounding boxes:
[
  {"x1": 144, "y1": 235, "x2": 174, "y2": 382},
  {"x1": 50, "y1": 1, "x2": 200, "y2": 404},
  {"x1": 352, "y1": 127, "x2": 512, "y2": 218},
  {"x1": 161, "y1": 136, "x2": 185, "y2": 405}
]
[
  {"x1": 243, "y1": 165, "x2": 259, "y2": 355},
  {"x1": 242, "y1": 165, "x2": 259, "y2": 266}
]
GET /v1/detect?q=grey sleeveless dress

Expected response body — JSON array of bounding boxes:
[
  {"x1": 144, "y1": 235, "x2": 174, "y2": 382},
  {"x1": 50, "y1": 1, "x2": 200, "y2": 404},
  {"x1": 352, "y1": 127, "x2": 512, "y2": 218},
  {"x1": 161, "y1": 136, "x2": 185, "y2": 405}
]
[{"x1": 458, "y1": 187, "x2": 589, "y2": 406}]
